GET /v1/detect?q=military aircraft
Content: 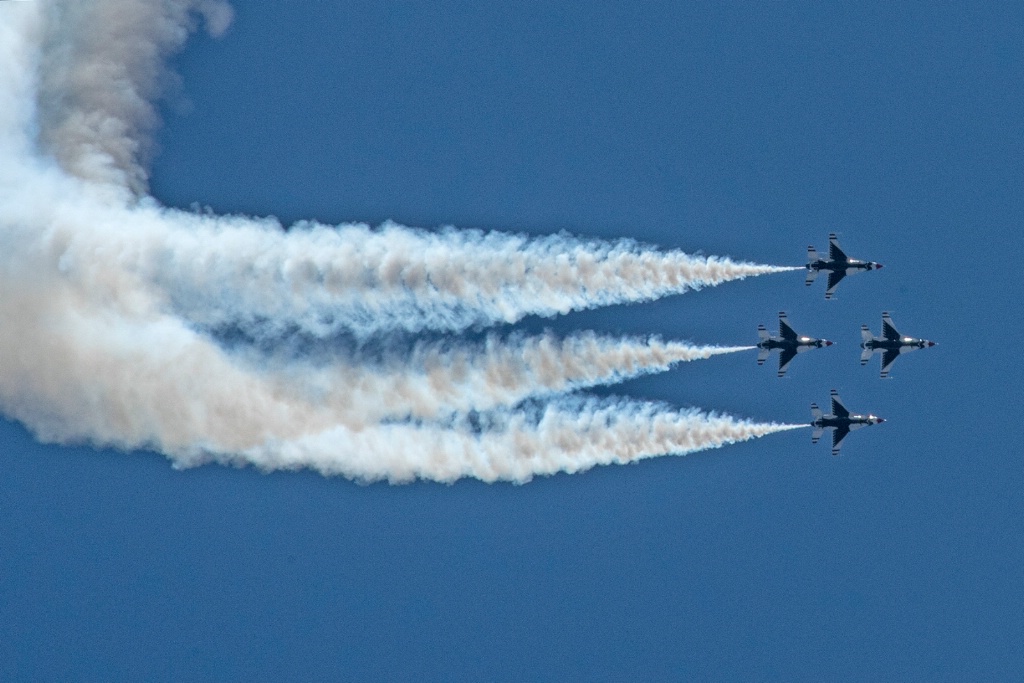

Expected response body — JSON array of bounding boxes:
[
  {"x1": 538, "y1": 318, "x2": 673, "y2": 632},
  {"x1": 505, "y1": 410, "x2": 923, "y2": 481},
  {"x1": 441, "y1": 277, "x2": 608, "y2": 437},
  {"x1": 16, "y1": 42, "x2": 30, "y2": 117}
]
[
  {"x1": 811, "y1": 390, "x2": 885, "y2": 456},
  {"x1": 805, "y1": 233, "x2": 883, "y2": 299},
  {"x1": 757, "y1": 311, "x2": 833, "y2": 377},
  {"x1": 860, "y1": 312, "x2": 936, "y2": 378}
]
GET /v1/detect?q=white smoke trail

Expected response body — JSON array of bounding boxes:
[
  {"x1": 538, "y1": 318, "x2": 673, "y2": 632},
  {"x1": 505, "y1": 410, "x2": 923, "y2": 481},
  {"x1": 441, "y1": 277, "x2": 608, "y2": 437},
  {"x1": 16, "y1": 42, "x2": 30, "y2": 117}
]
[
  {"x1": 255, "y1": 335, "x2": 755, "y2": 423},
  {"x1": 145, "y1": 217, "x2": 798, "y2": 338},
  {"x1": 0, "y1": 1, "x2": 801, "y2": 482},
  {"x1": 14, "y1": 193, "x2": 798, "y2": 338},
  {"x1": 228, "y1": 401, "x2": 807, "y2": 484}
]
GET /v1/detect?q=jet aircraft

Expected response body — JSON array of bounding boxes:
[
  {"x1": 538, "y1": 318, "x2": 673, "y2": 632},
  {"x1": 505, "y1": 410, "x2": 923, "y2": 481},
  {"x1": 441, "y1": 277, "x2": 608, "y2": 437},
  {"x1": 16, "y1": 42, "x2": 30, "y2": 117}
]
[
  {"x1": 805, "y1": 233, "x2": 883, "y2": 299},
  {"x1": 757, "y1": 311, "x2": 833, "y2": 377},
  {"x1": 811, "y1": 390, "x2": 885, "y2": 456},
  {"x1": 861, "y1": 312, "x2": 936, "y2": 378}
]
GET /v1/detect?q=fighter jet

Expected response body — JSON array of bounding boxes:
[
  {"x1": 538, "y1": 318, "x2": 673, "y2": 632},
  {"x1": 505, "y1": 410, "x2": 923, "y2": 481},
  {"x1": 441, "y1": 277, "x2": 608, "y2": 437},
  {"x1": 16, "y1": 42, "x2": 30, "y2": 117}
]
[
  {"x1": 860, "y1": 312, "x2": 936, "y2": 378},
  {"x1": 811, "y1": 390, "x2": 885, "y2": 456},
  {"x1": 757, "y1": 311, "x2": 833, "y2": 377},
  {"x1": 805, "y1": 233, "x2": 883, "y2": 299}
]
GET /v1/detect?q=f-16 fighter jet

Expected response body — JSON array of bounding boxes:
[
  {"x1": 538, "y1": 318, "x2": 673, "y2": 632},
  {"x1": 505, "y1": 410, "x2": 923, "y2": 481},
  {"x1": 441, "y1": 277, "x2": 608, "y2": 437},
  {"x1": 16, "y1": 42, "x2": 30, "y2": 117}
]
[
  {"x1": 860, "y1": 312, "x2": 936, "y2": 378},
  {"x1": 805, "y1": 233, "x2": 883, "y2": 299},
  {"x1": 757, "y1": 311, "x2": 833, "y2": 377},
  {"x1": 811, "y1": 390, "x2": 885, "y2": 456}
]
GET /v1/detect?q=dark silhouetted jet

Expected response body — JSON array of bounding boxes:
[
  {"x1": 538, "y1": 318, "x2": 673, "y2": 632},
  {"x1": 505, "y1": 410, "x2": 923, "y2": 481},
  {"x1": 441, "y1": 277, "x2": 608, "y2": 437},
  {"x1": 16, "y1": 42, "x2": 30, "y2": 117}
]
[
  {"x1": 860, "y1": 312, "x2": 936, "y2": 378},
  {"x1": 811, "y1": 390, "x2": 884, "y2": 456},
  {"x1": 757, "y1": 311, "x2": 833, "y2": 377},
  {"x1": 805, "y1": 233, "x2": 882, "y2": 299}
]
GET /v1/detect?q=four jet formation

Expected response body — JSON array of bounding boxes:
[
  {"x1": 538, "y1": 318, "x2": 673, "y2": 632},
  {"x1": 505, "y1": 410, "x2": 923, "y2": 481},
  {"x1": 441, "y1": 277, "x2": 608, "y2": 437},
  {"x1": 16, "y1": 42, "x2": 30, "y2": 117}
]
[{"x1": 757, "y1": 234, "x2": 935, "y2": 455}]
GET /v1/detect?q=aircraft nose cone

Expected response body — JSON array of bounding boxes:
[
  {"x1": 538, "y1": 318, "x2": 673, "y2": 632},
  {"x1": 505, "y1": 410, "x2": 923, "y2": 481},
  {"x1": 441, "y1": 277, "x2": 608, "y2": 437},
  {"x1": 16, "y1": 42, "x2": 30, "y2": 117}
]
[
  {"x1": 824, "y1": 340, "x2": 834, "y2": 346},
  {"x1": 875, "y1": 263, "x2": 884, "y2": 269},
  {"x1": 927, "y1": 341, "x2": 936, "y2": 347},
  {"x1": 877, "y1": 418, "x2": 886, "y2": 423}
]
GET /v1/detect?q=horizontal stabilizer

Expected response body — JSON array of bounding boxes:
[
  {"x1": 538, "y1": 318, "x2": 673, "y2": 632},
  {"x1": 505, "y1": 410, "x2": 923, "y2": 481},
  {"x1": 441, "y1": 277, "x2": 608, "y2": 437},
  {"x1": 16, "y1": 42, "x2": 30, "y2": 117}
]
[
  {"x1": 810, "y1": 403, "x2": 823, "y2": 420},
  {"x1": 757, "y1": 324, "x2": 769, "y2": 342},
  {"x1": 860, "y1": 347, "x2": 873, "y2": 365},
  {"x1": 811, "y1": 428, "x2": 823, "y2": 444},
  {"x1": 807, "y1": 246, "x2": 820, "y2": 263},
  {"x1": 757, "y1": 348, "x2": 769, "y2": 365},
  {"x1": 861, "y1": 325, "x2": 873, "y2": 343}
]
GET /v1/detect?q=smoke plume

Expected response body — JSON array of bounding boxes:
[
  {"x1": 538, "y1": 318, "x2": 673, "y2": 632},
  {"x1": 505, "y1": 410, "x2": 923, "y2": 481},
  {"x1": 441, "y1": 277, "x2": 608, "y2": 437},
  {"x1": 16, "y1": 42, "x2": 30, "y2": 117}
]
[{"x1": 0, "y1": 1, "x2": 803, "y2": 483}]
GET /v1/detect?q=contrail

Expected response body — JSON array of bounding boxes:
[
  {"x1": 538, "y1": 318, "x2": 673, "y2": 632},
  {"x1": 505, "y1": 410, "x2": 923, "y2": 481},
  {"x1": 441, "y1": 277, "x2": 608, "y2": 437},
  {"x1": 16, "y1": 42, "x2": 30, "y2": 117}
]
[{"x1": 0, "y1": 0, "x2": 802, "y2": 483}]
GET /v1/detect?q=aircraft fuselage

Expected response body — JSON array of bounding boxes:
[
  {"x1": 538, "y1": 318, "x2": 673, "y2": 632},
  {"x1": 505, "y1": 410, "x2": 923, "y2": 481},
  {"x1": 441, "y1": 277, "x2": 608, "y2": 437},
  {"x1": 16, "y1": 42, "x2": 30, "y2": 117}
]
[
  {"x1": 758, "y1": 337, "x2": 827, "y2": 352},
  {"x1": 807, "y1": 258, "x2": 876, "y2": 273},
  {"x1": 862, "y1": 337, "x2": 933, "y2": 351},
  {"x1": 812, "y1": 414, "x2": 883, "y2": 430}
]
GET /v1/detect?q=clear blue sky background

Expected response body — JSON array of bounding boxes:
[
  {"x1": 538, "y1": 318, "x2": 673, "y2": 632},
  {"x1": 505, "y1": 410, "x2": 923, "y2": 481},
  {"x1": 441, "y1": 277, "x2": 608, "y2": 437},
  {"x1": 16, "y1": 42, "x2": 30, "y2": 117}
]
[{"x1": 2, "y1": 2, "x2": 1022, "y2": 680}]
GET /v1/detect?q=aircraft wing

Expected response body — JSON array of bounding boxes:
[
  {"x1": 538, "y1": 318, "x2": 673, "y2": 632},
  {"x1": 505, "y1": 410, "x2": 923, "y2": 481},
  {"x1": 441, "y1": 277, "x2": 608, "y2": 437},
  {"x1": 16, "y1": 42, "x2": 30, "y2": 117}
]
[
  {"x1": 828, "y1": 233, "x2": 848, "y2": 262},
  {"x1": 825, "y1": 270, "x2": 846, "y2": 299},
  {"x1": 879, "y1": 348, "x2": 901, "y2": 378},
  {"x1": 881, "y1": 312, "x2": 901, "y2": 340},
  {"x1": 778, "y1": 312, "x2": 797, "y2": 340},
  {"x1": 830, "y1": 390, "x2": 849, "y2": 418},
  {"x1": 831, "y1": 424, "x2": 850, "y2": 456},
  {"x1": 777, "y1": 348, "x2": 798, "y2": 377}
]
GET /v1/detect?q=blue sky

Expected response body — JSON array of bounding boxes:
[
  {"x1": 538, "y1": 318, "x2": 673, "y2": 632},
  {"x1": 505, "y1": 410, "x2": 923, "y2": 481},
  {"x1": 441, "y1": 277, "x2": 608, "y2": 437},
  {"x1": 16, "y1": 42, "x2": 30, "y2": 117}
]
[{"x1": 2, "y1": 1, "x2": 1022, "y2": 680}]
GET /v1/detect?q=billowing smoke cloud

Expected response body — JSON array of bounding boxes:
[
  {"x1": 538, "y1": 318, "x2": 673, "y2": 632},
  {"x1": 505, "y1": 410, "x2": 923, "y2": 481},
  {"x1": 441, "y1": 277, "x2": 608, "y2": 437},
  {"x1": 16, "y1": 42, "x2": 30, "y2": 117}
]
[
  {"x1": 35, "y1": 0, "x2": 232, "y2": 196},
  {"x1": 0, "y1": 1, "x2": 803, "y2": 483}
]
